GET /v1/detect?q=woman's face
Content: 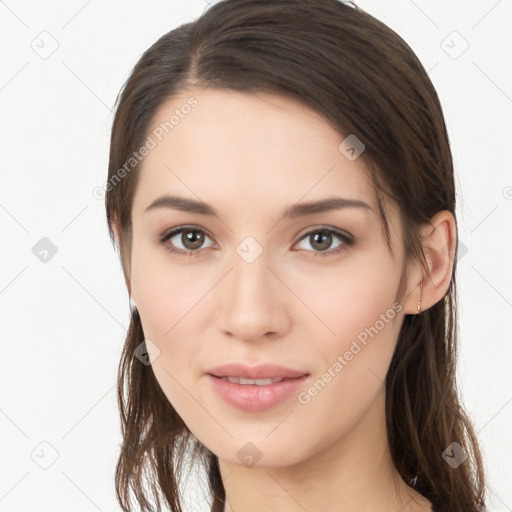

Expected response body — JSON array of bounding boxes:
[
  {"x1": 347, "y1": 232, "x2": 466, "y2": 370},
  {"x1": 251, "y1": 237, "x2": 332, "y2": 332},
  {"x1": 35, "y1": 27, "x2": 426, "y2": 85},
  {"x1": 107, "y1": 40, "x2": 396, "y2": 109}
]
[{"x1": 128, "y1": 88, "x2": 414, "y2": 467}]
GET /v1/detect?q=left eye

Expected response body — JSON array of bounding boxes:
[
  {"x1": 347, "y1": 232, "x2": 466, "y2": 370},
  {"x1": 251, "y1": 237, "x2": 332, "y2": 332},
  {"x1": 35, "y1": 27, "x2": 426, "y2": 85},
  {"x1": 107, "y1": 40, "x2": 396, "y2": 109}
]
[
  {"x1": 294, "y1": 227, "x2": 354, "y2": 256},
  {"x1": 158, "y1": 226, "x2": 354, "y2": 257}
]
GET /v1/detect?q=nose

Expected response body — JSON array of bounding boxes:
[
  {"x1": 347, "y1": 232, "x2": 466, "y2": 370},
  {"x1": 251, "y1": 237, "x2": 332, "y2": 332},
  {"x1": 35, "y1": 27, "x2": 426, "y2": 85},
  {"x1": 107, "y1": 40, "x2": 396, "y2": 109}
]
[{"x1": 215, "y1": 251, "x2": 291, "y2": 343}]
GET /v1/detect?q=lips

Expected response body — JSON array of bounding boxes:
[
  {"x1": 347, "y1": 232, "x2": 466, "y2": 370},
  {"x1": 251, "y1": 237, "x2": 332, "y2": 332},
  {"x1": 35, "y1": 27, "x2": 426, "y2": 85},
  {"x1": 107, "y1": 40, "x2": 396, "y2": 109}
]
[
  {"x1": 206, "y1": 362, "x2": 308, "y2": 380},
  {"x1": 207, "y1": 372, "x2": 310, "y2": 412}
]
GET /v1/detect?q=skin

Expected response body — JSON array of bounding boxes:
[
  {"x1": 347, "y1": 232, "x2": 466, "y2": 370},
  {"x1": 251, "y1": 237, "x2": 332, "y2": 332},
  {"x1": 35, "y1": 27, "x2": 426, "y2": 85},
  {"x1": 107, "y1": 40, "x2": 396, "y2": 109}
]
[{"x1": 118, "y1": 87, "x2": 456, "y2": 512}]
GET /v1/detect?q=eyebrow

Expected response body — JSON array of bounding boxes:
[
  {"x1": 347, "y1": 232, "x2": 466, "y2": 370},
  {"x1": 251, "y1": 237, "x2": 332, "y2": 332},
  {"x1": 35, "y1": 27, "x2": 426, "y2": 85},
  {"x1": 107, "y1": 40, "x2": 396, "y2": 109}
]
[{"x1": 144, "y1": 194, "x2": 373, "y2": 219}]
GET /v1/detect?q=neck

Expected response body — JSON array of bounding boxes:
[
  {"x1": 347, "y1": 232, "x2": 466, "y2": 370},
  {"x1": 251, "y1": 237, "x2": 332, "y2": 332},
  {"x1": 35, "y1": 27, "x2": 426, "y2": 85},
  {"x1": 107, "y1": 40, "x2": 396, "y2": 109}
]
[{"x1": 219, "y1": 385, "x2": 432, "y2": 512}]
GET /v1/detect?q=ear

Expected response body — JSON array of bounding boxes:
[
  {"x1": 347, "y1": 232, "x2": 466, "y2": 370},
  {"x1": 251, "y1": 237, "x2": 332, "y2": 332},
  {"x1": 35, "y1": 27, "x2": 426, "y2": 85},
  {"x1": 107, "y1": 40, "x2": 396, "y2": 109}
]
[{"x1": 402, "y1": 210, "x2": 457, "y2": 315}]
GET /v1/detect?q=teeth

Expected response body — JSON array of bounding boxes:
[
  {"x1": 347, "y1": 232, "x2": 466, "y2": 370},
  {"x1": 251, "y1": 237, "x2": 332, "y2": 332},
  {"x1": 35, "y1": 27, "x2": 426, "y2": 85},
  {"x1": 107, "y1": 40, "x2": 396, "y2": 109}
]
[{"x1": 222, "y1": 376, "x2": 285, "y2": 385}]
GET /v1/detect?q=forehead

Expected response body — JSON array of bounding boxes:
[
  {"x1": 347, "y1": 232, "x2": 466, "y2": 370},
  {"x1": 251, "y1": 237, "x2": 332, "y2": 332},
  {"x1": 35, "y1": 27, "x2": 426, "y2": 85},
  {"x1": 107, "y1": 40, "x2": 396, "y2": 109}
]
[{"x1": 132, "y1": 88, "x2": 377, "y2": 221}]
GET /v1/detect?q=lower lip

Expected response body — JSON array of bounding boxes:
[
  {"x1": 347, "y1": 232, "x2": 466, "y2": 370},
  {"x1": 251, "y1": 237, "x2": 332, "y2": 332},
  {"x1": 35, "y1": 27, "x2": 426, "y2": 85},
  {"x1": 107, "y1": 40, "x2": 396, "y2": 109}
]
[{"x1": 206, "y1": 374, "x2": 309, "y2": 412}]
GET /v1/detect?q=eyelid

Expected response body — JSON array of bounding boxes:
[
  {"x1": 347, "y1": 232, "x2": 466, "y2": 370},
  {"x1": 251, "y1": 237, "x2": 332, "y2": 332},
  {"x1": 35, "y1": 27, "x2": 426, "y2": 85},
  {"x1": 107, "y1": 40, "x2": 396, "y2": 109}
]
[
  {"x1": 159, "y1": 224, "x2": 215, "y2": 241},
  {"x1": 293, "y1": 224, "x2": 354, "y2": 243}
]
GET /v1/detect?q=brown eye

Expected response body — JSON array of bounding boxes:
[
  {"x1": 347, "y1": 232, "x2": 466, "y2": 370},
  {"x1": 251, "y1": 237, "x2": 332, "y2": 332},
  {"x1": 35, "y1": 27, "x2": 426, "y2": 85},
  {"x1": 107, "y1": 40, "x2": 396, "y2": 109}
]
[
  {"x1": 158, "y1": 227, "x2": 214, "y2": 255},
  {"x1": 180, "y1": 230, "x2": 205, "y2": 250},
  {"x1": 295, "y1": 227, "x2": 354, "y2": 257},
  {"x1": 309, "y1": 232, "x2": 333, "y2": 252}
]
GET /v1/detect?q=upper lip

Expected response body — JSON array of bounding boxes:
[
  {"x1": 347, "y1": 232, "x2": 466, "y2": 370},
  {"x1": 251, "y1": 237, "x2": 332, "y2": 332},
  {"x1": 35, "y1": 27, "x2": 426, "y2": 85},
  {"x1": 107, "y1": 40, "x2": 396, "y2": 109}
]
[{"x1": 207, "y1": 363, "x2": 308, "y2": 380}]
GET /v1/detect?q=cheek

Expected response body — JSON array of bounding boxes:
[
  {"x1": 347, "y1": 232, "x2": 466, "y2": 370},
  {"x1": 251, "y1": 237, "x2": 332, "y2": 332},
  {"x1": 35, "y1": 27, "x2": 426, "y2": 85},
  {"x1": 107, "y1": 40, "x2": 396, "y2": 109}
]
[
  {"x1": 288, "y1": 251, "x2": 401, "y2": 346},
  {"x1": 130, "y1": 241, "x2": 198, "y2": 337},
  {"x1": 129, "y1": 244, "x2": 208, "y2": 398},
  {"x1": 289, "y1": 255, "x2": 402, "y2": 410}
]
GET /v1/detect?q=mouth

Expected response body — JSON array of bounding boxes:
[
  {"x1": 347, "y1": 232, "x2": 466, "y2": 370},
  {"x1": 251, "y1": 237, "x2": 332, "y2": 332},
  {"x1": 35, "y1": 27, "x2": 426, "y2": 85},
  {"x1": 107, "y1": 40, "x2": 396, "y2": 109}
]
[
  {"x1": 206, "y1": 372, "x2": 310, "y2": 412},
  {"x1": 206, "y1": 362, "x2": 308, "y2": 381},
  {"x1": 211, "y1": 376, "x2": 303, "y2": 385}
]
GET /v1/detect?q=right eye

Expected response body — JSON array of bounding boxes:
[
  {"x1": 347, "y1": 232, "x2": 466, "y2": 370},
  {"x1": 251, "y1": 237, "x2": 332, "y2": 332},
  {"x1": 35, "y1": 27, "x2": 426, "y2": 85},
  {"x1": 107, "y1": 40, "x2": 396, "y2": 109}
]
[{"x1": 158, "y1": 226, "x2": 216, "y2": 256}]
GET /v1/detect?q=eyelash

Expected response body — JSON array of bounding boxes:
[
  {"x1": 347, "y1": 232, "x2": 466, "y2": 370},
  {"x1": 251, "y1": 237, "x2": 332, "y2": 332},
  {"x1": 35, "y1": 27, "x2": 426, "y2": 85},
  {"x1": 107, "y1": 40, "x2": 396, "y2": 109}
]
[{"x1": 157, "y1": 225, "x2": 356, "y2": 258}]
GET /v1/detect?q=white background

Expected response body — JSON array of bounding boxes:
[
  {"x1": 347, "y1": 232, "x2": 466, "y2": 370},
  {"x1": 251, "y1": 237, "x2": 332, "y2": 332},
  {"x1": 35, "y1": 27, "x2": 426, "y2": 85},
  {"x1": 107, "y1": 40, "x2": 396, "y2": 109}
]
[{"x1": 0, "y1": 0, "x2": 511, "y2": 510}]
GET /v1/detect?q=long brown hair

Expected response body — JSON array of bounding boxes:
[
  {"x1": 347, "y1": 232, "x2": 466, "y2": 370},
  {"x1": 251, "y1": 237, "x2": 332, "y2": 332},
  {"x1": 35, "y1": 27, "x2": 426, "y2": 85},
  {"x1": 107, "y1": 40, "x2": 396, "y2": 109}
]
[{"x1": 105, "y1": 1, "x2": 487, "y2": 510}]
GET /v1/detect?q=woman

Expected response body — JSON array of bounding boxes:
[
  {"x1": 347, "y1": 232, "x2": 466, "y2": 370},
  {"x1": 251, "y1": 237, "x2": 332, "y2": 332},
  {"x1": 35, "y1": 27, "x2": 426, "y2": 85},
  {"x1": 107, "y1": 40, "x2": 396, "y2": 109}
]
[{"x1": 105, "y1": 1, "x2": 487, "y2": 510}]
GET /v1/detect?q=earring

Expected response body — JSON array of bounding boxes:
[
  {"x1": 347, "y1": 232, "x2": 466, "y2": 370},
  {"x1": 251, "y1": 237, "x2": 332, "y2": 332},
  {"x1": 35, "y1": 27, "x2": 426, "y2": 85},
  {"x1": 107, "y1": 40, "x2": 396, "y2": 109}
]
[
  {"x1": 130, "y1": 297, "x2": 137, "y2": 312},
  {"x1": 417, "y1": 280, "x2": 423, "y2": 313}
]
